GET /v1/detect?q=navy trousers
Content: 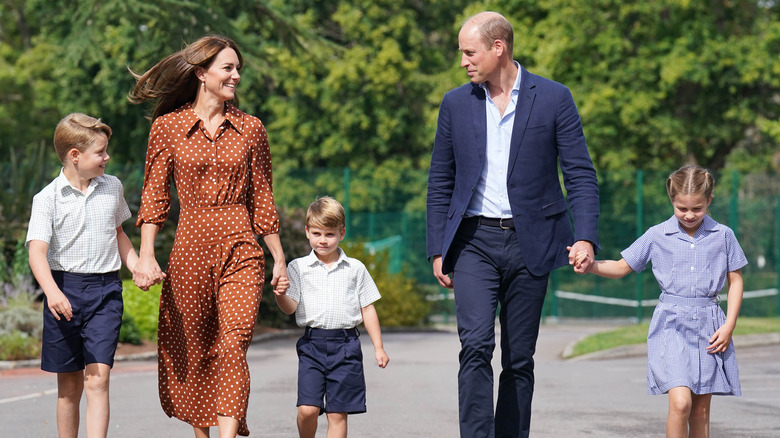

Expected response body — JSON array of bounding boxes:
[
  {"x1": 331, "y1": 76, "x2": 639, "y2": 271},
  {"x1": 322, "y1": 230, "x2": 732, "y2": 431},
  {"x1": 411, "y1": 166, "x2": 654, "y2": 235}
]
[{"x1": 450, "y1": 220, "x2": 549, "y2": 438}]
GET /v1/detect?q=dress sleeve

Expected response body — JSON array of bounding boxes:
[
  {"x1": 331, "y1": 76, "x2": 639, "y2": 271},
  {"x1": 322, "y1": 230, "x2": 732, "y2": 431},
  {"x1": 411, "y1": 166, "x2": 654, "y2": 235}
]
[
  {"x1": 621, "y1": 229, "x2": 654, "y2": 272},
  {"x1": 136, "y1": 117, "x2": 174, "y2": 227},
  {"x1": 246, "y1": 118, "x2": 279, "y2": 236},
  {"x1": 724, "y1": 227, "x2": 748, "y2": 272}
]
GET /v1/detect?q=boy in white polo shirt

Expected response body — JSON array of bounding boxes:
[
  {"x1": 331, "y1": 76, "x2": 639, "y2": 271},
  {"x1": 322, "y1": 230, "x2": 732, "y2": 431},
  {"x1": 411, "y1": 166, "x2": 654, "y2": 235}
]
[
  {"x1": 26, "y1": 113, "x2": 138, "y2": 438},
  {"x1": 274, "y1": 196, "x2": 389, "y2": 438}
]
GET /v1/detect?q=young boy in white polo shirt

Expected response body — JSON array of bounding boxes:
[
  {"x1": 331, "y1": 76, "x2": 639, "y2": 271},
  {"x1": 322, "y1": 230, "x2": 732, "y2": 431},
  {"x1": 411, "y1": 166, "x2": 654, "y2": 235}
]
[
  {"x1": 26, "y1": 113, "x2": 138, "y2": 438},
  {"x1": 274, "y1": 196, "x2": 389, "y2": 438}
]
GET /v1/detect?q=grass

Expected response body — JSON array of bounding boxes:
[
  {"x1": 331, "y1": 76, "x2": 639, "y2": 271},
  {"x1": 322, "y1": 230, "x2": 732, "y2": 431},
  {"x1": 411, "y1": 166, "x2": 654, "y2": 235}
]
[{"x1": 567, "y1": 317, "x2": 780, "y2": 358}]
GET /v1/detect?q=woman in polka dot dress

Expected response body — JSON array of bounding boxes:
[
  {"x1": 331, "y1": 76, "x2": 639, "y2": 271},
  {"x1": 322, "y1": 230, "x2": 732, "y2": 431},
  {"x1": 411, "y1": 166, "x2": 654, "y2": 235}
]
[{"x1": 129, "y1": 35, "x2": 287, "y2": 437}]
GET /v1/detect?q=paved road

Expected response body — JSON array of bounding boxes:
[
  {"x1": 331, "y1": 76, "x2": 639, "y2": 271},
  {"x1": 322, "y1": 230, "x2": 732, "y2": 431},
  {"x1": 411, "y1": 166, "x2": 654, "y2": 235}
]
[{"x1": 1, "y1": 323, "x2": 778, "y2": 437}]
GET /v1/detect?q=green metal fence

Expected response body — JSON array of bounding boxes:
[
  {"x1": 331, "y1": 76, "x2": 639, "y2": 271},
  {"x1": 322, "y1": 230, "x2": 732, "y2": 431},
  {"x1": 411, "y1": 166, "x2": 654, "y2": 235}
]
[
  {"x1": 3, "y1": 164, "x2": 779, "y2": 320},
  {"x1": 274, "y1": 168, "x2": 780, "y2": 320}
]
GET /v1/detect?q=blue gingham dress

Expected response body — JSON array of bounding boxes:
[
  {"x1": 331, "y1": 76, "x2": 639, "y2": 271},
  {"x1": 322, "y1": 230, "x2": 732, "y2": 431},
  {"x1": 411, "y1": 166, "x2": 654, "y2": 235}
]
[{"x1": 622, "y1": 215, "x2": 747, "y2": 396}]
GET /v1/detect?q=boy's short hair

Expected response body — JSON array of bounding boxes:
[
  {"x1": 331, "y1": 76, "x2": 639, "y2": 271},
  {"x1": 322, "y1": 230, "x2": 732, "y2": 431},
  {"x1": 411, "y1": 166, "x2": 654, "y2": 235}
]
[
  {"x1": 306, "y1": 196, "x2": 346, "y2": 231},
  {"x1": 53, "y1": 113, "x2": 112, "y2": 163}
]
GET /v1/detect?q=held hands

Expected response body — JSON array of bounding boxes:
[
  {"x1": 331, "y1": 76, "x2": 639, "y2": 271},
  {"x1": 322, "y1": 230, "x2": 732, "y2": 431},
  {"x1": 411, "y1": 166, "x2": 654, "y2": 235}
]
[
  {"x1": 567, "y1": 241, "x2": 594, "y2": 273},
  {"x1": 270, "y1": 260, "x2": 288, "y2": 292},
  {"x1": 707, "y1": 323, "x2": 735, "y2": 354},
  {"x1": 132, "y1": 255, "x2": 166, "y2": 291},
  {"x1": 273, "y1": 276, "x2": 289, "y2": 296}
]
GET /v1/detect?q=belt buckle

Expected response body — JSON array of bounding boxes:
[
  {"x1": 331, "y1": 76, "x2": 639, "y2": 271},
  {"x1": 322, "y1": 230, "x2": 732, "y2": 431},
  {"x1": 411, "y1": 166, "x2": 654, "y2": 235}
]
[{"x1": 499, "y1": 218, "x2": 510, "y2": 230}]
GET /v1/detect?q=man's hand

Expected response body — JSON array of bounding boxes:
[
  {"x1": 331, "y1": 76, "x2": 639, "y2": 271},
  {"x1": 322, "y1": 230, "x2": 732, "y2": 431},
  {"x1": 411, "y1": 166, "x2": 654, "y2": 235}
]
[
  {"x1": 568, "y1": 240, "x2": 594, "y2": 274},
  {"x1": 432, "y1": 255, "x2": 453, "y2": 289}
]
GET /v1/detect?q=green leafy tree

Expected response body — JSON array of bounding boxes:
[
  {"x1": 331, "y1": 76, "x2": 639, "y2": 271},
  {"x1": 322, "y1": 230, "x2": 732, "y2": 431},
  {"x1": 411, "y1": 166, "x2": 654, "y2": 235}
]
[
  {"x1": 259, "y1": 0, "x2": 470, "y2": 212},
  {"x1": 490, "y1": 0, "x2": 780, "y2": 172}
]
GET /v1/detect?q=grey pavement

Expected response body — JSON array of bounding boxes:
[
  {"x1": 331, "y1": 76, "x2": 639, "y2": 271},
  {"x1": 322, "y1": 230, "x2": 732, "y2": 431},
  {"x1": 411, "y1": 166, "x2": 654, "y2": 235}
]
[{"x1": 1, "y1": 322, "x2": 778, "y2": 437}]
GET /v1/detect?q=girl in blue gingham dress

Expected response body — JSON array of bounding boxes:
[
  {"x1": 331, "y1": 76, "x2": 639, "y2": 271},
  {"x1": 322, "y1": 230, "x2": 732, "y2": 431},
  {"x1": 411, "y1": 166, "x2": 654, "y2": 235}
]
[{"x1": 573, "y1": 165, "x2": 747, "y2": 437}]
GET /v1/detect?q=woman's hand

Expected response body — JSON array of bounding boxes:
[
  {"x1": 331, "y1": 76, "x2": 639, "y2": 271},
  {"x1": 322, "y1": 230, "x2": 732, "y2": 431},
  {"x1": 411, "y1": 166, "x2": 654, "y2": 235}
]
[
  {"x1": 270, "y1": 260, "x2": 288, "y2": 290},
  {"x1": 133, "y1": 255, "x2": 166, "y2": 291}
]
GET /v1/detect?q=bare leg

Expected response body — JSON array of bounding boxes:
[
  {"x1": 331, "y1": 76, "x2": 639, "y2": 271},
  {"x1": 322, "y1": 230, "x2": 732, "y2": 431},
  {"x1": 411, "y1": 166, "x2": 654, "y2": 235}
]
[
  {"x1": 666, "y1": 386, "x2": 692, "y2": 438},
  {"x1": 689, "y1": 393, "x2": 712, "y2": 438},
  {"x1": 57, "y1": 371, "x2": 84, "y2": 438},
  {"x1": 83, "y1": 363, "x2": 112, "y2": 438},
  {"x1": 193, "y1": 426, "x2": 210, "y2": 437},
  {"x1": 217, "y1": 415, "x2": 239, "y2": 438},
  {"x1": 325, "y1": 412, "x2": 347, "y2": 438},
  {"x1": 297, "y1": 405, "x2": 320, "y2": 438}
]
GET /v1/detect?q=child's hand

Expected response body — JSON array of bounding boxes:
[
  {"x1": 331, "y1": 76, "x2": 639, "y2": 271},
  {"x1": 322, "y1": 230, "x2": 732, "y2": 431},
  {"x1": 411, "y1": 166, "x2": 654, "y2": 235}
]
[
  {"x1": 45, "y1": 289, "x2": 73, "y2": 321},
  {"x1": 375, "y1": 348, "x2": 389, "y2": 369},
  {"x1": 133, "y1": 256, "x2": 166, "y2": 291},
  {"x1": 273, "y1": 276, "x2": 289, "y2": 296},
  {"x1": 566, "y1": 246, "x2": 591, "y2": 273},
  {"x1": 707, "y1": 323, "x2": 735, "y2": 354}
]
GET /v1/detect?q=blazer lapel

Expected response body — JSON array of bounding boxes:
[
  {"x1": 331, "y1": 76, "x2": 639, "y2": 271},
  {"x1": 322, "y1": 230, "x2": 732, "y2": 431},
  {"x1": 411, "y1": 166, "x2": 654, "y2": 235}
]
[{"x1": 507, "y1": 68, "x2": 535, "y2": 179}]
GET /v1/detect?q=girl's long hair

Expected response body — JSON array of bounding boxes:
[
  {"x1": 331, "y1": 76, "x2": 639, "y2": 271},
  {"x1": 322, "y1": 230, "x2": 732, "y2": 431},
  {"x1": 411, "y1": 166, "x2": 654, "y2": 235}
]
[{"x1": 128, "y1": 35, "x2": 243, "y2": 121}]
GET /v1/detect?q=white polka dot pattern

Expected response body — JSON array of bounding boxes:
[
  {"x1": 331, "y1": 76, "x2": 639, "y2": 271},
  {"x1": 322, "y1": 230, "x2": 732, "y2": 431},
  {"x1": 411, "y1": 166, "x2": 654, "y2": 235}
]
[{"x1": 136, "y1": 103, "x2": 278, "y2": 436}]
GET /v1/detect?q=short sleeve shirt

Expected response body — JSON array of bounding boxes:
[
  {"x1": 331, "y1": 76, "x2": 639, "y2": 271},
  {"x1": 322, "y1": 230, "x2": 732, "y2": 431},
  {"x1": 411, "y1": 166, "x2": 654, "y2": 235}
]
[
  {"x1": 287, "y1": 248, "x2": 382, "y2": 329},
  {"x1": 621, "y1": 215, "x2": 748, "y2": 297},
  {"x1": 26, "y1": 170, "x2": 131, "y2": 273}
]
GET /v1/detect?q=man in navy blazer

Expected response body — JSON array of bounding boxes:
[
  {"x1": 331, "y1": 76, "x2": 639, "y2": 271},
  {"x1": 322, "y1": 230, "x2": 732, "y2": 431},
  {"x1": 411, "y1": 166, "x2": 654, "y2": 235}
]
[{"x1": 426, "y1": 12, "x2": 599, "y2": 437}]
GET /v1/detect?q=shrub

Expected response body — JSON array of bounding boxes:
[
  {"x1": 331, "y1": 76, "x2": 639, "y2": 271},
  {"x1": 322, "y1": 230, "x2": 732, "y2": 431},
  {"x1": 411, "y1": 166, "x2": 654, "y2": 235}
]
[
  {"x1": 119, "y1": 312, "x2": 143, "y2": 345},
  {"x1": 121, "y1": 280, "x2": 161, "y2": 342},
  {"x1": 0, "y1": 330, "x2": 41, "y2": 361},
  {"x1": 0, "y1": 274, "x2": 44, "y2": 360},
  {"x1": 0, "y1": 306, "x2": 41, "y2": 338},
  {"x1": 344, "y1": 242, "x2": 431, "y2": 327}
]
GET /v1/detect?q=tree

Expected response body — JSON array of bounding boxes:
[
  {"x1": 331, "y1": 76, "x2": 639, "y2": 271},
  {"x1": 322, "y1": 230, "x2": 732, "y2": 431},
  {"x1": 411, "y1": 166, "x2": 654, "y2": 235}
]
[
  {"x1": 257, "y1": 0, "x2": 471, "y2": 212},
  {"x1": 493, "y1": 0, "x2": 780, "y2": 172}
]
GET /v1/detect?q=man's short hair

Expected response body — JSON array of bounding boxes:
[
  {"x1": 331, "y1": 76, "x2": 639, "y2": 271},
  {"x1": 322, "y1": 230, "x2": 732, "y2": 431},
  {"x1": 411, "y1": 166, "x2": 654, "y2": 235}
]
[
  {"x1": 306, "y1": 196, "x2": 346, "y2": 231},
  {"x1": 53, "y1": 113, "x2": 112, "y2": 163},
  {"x1": 466, "y1": 12, "x2": 514, "y2": 58}
]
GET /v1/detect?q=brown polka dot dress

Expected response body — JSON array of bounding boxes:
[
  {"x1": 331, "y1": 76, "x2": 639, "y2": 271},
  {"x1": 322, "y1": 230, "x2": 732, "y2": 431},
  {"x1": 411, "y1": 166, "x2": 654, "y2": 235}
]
[{"x1": 136, "y1": 102, "x2": 278, "y2": 436}]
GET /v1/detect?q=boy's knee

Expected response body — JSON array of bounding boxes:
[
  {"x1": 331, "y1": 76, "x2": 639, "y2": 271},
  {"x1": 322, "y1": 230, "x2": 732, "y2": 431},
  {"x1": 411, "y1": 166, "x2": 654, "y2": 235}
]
[
  {"x1": 297, "y1": 405, "x2": 320, "y2": 420},
  {"x1": 83, "y1": 365, "x2": 111, "y2": 393},
  {"x1": 326, "y1": 412, "x2": 347, "y2": 425},
  {"x1": 57, "y1": 372, "x2": 84, "y2": 399}
]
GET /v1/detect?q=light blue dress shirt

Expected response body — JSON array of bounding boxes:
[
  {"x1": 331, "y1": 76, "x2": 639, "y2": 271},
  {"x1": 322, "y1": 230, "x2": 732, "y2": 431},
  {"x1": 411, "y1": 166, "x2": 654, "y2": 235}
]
[{"x1": 465, "y1": 61, "x2": 522, "y2": 218}]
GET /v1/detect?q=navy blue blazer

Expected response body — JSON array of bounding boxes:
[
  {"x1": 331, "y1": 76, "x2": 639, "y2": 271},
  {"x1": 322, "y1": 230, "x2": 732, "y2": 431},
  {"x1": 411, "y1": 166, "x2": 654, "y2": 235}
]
[{"x1": 426, "y1": 66, "x2": 600, "y2": 276}]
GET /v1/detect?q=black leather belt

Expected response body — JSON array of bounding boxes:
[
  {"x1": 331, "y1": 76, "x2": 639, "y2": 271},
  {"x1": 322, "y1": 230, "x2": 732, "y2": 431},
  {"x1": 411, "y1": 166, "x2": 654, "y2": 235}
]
[
  {"x1": 466, "y1": 216, "x2": 515, "y2": 229},
  {"x1": 304, "y1": 327, "x2": 359, "y2": 339}
]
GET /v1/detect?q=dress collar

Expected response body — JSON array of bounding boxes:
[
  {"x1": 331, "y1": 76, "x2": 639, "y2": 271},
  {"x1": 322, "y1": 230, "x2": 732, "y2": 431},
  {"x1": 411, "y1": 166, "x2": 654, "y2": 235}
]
[
  {"x1": 662, "y1": 214, "x2": 719, "y2": 236},
  {"x1": 181, "y1": 102, "x2": 244, "y2": 137}
]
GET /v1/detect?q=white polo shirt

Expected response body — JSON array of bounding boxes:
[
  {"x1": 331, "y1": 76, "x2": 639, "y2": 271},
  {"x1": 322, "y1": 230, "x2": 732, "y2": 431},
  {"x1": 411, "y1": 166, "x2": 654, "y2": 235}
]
[
  {"x1": 26, "y1": 169, "x2": 131, "y2": 273},
  {"x1": 286, "y1": 248, "x2": 382, "y2": 329}
]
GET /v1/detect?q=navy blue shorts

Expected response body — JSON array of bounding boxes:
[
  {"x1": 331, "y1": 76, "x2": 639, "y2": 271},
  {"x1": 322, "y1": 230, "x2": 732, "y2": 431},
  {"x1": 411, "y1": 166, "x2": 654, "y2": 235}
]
[
  {"x1": 296, "y1": 327, "x2": 366, "y2": 414},
  {"x1": 41, "y1": 271, "x2": 123, "y2": 373}
]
